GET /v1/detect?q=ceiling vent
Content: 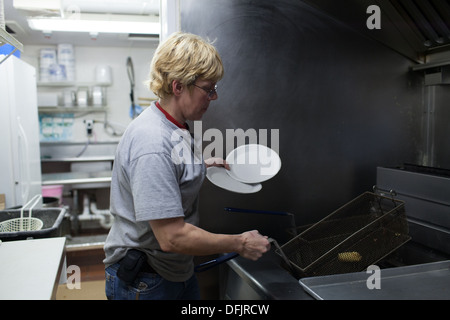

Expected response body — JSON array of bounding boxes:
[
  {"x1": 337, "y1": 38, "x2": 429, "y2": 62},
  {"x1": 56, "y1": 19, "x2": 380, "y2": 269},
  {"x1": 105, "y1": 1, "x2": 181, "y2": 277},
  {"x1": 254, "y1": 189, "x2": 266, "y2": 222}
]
[{"x1": 5, "y1": 20, "x2": 28, "y2": 37}]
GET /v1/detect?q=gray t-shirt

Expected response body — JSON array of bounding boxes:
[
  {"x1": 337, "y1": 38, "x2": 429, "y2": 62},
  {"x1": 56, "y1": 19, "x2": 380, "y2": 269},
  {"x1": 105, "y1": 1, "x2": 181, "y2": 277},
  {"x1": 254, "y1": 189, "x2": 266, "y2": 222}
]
[{"x1": 103, "y1": 102, "x2": 205, "y2": 282}]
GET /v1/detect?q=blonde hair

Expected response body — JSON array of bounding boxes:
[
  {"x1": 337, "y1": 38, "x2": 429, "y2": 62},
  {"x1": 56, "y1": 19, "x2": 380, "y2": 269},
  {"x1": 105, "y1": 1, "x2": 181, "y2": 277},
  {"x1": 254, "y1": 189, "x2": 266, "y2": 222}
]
[{"x1": 147, "y1": 32, "x2": 224, "y2": 99}]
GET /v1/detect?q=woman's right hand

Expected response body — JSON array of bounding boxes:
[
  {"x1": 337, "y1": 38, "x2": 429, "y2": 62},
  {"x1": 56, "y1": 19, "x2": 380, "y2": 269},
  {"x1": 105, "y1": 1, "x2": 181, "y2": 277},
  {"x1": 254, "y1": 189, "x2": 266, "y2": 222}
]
[{"x1": 238, "y1": 230, "x2": 271, "y2": 261}]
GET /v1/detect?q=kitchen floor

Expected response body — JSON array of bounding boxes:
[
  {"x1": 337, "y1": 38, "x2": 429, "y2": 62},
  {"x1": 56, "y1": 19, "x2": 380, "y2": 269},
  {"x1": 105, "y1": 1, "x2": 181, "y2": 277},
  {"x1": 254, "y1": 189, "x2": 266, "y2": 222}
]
[
  {"x1": 56, "y1": 236, "x2": 107, "y2": 300},
  {"x1": 56, "y1": 280, "x2": 106, "y2": 300}
]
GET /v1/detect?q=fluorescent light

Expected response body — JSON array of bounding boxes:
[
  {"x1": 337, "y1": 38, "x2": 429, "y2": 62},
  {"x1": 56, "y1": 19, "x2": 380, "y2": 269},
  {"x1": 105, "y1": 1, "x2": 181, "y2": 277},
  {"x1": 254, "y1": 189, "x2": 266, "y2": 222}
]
[
  {"x1": 61, "y1": 0, "x2": 159, "y2": 15},
  {"x1": 14, "y1": 0, "x2": 61, "y2": 11},
  {"x1": 14, "y1": 0, "x2": 160, "y2": 15},
  {"x1": 28, "y1": 13, "x2": 160, "y2": 35}
]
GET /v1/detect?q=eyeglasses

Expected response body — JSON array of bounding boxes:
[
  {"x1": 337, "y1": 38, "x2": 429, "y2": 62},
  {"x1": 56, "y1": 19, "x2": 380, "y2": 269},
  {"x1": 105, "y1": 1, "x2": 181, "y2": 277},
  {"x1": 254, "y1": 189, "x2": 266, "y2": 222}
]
[{"x1": 192, "y1": 83, "x2": 218, "y2": 99}]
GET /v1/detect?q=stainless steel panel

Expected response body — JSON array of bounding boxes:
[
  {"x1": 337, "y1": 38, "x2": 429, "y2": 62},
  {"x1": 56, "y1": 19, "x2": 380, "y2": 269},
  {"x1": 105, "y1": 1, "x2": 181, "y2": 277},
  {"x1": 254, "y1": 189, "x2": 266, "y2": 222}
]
[
  {"x1": 408, "y1": 219, "x2": 450, "y2": 255},
  {"x1": 377, "y1": 166, "x2": 450, "y2": 254},
  {"x1": 221, "y1": 267, "x2": 264, "y2": 300},
  {"x1": 377, "y1": 167, "x2": 450, "y2": 205},
  {"x1": 221, "y1": 250, "x2": 312, "y2": 300},
  {"x1": 394, "y1": 194, "x2": 450, "y2": 228},
  {"x1": 433, "y1": 86, "x2": 450, "y2": 169},
  {"x1": 299, "y1": 260, "x2": 450, "y2": 300}
]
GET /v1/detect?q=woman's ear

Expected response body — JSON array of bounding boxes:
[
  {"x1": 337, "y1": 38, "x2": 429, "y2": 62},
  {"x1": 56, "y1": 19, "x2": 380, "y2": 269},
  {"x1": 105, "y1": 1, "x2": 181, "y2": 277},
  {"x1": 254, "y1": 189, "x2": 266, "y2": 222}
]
[{"x1": 171, "y1": 80, "x2": 184, "y2": 96}]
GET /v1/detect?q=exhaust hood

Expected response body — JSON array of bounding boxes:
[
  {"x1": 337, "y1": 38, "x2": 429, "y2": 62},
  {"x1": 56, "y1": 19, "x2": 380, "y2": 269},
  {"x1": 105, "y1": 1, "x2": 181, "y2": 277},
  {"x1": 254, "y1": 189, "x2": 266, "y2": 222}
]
[{"x1": 302, "y1": 0, "x2": 450, "y2": 64}]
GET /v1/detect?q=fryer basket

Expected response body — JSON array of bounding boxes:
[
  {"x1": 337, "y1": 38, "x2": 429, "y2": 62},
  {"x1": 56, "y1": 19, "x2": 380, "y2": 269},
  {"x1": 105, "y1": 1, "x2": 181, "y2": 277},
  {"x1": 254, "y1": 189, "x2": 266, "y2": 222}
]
[{"x1": 278, "y1": 192, "x2": 411, "y2": 278}]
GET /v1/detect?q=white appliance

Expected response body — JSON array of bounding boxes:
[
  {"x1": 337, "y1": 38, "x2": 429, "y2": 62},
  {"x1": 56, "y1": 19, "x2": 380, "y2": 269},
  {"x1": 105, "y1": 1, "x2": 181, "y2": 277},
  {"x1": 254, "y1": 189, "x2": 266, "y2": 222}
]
[{"x1": 0, "y1": 55, "x2": 42, "y2": 208}]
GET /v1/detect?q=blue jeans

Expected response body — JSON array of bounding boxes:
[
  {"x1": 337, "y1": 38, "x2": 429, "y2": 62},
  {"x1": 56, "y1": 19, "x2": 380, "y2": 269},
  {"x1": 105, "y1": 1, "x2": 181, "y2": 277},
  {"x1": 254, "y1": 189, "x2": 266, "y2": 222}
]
[{"x1": 105, "y1": 263, "x2": 200, "y2": 300}]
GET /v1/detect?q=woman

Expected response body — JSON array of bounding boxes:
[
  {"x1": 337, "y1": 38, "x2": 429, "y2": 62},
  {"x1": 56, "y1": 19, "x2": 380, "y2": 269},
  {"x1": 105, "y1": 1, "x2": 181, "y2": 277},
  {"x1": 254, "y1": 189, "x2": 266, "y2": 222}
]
[{"x1": 104, "y1": 32, "x2": 270, "y2": 300}]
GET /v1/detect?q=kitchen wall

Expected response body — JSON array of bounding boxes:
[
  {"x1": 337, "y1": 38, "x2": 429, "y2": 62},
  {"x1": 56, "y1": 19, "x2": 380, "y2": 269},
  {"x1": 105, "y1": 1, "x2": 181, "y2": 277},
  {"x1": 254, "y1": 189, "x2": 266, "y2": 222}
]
[
  {"x1": 21, "y1": 44, "x2": 158, "y2": 144},
  {"x1": 181, "y1": 0, "x2": 423, "y2": 235},
  {"x1": 427, "y1": 84, "x2": 450, "y2": 169}
]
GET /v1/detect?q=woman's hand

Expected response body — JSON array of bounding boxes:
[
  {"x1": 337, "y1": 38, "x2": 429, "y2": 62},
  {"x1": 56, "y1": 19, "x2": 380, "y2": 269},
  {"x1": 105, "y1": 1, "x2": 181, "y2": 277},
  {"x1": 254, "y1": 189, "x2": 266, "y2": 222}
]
[
  {"x1": 238, "y1": 230, "x2": 271, "y2": 261},
  {"x1": 204, "y1": 157, "x2": 230, "y2": 170}
]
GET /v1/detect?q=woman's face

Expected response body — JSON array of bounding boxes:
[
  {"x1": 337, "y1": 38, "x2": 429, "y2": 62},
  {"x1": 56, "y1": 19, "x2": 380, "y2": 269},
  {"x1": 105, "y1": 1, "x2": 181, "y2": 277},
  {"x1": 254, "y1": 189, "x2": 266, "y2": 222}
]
[{"x1": 180, "y1": 79, "x2": 218, "y2": 121}]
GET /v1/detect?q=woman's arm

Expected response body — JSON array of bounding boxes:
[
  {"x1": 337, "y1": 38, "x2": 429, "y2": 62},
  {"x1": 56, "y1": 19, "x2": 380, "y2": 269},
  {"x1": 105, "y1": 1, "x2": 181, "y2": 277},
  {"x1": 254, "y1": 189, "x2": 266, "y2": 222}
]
[{"x1": 149, "y1": 217, "x2": 270, "y2": 261}]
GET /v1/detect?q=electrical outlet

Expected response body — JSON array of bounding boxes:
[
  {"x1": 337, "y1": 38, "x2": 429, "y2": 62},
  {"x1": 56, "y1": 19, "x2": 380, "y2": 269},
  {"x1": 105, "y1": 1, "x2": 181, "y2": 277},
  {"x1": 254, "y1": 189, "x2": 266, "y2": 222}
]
[{"x1": 84, "y1": 119, "x2": 94, "y2": 137}]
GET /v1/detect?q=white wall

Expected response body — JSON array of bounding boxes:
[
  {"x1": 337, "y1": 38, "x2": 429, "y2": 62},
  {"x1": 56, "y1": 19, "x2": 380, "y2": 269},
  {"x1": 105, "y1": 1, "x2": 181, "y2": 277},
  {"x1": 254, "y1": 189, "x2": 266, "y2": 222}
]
[{"x1": 21, "y1": 44, "x2": 158, "y2": 143}]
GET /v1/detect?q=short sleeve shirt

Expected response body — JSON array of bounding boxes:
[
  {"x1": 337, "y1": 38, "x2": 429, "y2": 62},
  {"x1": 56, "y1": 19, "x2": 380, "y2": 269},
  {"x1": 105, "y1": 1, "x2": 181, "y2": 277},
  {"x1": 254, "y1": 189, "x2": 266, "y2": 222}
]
[{"x1": 103, "y1": 102, "x2": 205, "y2": 282}]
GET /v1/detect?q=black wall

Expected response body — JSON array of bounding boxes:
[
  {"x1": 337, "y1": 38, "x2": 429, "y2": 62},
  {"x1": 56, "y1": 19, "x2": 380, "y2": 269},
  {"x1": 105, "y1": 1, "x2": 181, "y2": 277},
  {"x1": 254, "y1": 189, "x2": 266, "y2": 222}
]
[{"x1": 181, "y1": 0, "x2": 421, "y2": 244}]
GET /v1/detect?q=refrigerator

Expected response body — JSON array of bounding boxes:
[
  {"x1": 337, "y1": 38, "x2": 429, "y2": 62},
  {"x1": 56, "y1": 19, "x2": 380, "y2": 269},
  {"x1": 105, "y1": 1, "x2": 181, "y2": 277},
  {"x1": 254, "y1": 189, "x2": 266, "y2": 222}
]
[{"x1": 0, "y1": 55, "x2": 42, "y2": 209}]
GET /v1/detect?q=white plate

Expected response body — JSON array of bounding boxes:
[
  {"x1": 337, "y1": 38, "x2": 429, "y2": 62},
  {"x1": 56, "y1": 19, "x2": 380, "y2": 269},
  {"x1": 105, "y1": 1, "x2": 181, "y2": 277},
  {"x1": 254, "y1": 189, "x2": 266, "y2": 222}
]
[
  {"x1": 206, "y1": 167, "x2": 262, "y2": 194},
  {"x1": 225, "y1": 144, "x2": 281, "y2": 183}
]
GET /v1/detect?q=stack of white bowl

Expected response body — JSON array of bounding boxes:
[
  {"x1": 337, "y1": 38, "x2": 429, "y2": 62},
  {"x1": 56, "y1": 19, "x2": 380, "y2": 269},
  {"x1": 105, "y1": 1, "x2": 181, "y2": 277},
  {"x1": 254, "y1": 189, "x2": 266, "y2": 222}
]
[{"x1": 57, "y1": 44, "x2": 76, "y2": 82}]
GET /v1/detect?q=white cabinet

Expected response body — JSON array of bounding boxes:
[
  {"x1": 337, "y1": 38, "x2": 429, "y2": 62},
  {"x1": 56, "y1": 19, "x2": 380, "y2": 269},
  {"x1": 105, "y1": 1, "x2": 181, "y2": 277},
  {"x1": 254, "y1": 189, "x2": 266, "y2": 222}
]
[{"x1": 0, "y1": 56, "x2": 42, "y2": 208}]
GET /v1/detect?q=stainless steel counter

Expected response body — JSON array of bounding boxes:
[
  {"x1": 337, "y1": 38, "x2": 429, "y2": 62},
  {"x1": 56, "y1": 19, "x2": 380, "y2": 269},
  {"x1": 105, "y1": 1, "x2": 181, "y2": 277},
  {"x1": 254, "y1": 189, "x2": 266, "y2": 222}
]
[
  {"x1": 223, "y1": 247, "x2": 450, "y2": 300},
  {"x1": 299, "y1": 260, "x2": 450, "y2": 300},
  {"x1": 223, "y1": 250, "x2": 312, "y2": 300}
]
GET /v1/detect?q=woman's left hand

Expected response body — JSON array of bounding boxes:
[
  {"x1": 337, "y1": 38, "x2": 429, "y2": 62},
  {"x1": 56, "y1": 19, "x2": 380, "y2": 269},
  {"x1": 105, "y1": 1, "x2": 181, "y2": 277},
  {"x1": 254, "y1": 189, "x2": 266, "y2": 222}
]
[{"x1": 204, "y1": 157, "x2": 230, "y2": 170}]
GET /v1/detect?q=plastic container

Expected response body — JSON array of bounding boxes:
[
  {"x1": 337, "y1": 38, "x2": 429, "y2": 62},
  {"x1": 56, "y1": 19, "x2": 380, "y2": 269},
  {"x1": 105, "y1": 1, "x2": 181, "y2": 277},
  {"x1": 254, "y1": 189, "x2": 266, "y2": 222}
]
[
  {"x1": 57, "y1": 44, "x2": 75, "y2": 81},
  {"x1": 0, "y1": 208, "x2": 66, "y2": 241},
  {"x1": 95, "y1": 65, "x2": 112, "y2": 84},
  {"x1": 42, "y1": 185, "x2": 63, "y2": 204},
  {"x1": 39, "y1": 48, "x2": 57, "y2": 82}
]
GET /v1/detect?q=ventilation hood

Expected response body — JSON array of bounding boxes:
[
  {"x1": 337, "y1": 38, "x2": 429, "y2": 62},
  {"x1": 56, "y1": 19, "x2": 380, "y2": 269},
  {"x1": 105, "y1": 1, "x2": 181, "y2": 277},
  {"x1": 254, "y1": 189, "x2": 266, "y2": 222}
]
[{"x1": 302, "y1": 0, "x2": 450, "y2": 64}]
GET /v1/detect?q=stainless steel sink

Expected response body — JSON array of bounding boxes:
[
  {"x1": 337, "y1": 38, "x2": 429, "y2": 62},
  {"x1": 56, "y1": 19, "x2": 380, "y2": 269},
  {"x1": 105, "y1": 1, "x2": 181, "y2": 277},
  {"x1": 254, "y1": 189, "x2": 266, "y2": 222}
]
[{"x1": 0, "y1": 208, "x2": 66, "y2": 241}]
